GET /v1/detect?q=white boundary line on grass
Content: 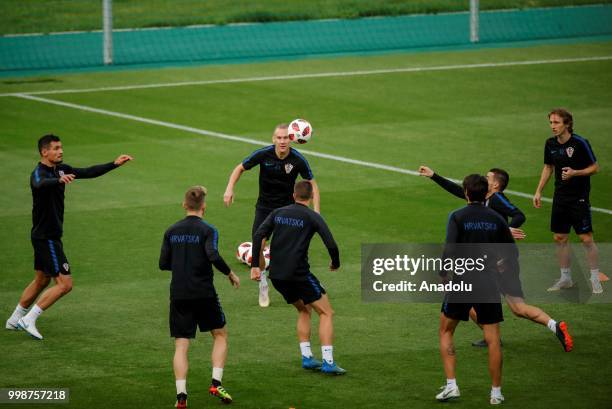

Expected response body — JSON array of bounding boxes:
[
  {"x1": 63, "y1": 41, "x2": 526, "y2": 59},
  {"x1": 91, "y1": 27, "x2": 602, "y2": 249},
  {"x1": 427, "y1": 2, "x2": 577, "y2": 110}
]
[
  {"x1": 13, "y1": 93, "x2": 612, "y2": 216},
  {"x1": 2, "y1": 55, "x2": 612, "y2": 97}
]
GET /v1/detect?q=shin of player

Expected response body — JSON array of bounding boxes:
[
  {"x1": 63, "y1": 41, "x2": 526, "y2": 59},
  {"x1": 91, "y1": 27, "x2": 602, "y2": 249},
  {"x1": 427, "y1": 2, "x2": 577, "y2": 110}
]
[{"x1": 160, "y1": 186, "x2": 240, "y2": 407}]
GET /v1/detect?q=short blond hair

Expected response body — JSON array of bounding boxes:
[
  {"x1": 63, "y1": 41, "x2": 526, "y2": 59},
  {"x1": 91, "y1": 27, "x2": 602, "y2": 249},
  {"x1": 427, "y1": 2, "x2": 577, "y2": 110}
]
[{"x1": 184, "y1": 186, "x2": 207, "y2": 210}]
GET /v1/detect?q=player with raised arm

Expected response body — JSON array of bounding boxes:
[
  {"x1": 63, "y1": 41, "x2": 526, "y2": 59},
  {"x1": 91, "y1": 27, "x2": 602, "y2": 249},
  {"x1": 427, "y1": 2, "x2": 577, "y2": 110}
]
[
  {"x1": 533, "y1": 108, "x2": 604, "y2": 294},
  {"x1": 159, "y1": 186, "x2": 240, "y2": 408},
  {"x1": 251, "y1": 181, "x2": 345, "y2": 374},
  {"x1": 419, "y1": 166, "x2": 526, "y2": 239},
  {"x1": 224, "y1": 123, "x2": 320, "y2": 307},
  {"x1": 419, "y1": 165, "x2": 573, "y2": 352},
  {"x1": 5, "y1": 134, "x2": 132, "y2": 340}
]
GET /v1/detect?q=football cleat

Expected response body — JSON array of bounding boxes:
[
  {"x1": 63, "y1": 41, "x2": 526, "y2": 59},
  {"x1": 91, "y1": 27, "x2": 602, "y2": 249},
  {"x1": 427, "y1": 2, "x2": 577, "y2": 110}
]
[
  {"x1": 436, "y1": 385, "x2": 460, "y2": 401},
  {"x1": 490, "y1": 394, "x2": 505, "y2": 405},
  {"x1": 547, "y1": 278, "x2": 573, "y2": 292},
  {"x1": 17, "y1": 318, "x2": 43, "y2": 340},
  {"x1": 321, "y1": 361, "x2": 346, "y2": 375},
  {"x1": 591, "y1": 278, "x2": 603, "y2": 294},
  {"x1": 555, "y1": 321, "x2": 573, "y2": 352},
  {"x1": 302, "y1": 356, "x2": 322, "y2": 370},
  {"x1": 209, "y1": 385, "x2": 232, "y2": 404},
  {"x1": 175, "y1": 393, "x2": 187, "y2": 408},
  {"x1": 5, "y1": 317, "x2": 21, "y2": 331}
]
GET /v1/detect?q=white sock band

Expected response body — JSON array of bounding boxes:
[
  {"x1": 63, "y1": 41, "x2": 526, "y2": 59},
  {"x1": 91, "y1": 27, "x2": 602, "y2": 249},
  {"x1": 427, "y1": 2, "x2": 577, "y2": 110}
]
[
  {"x1": 547, "y1": 319, "x2": 557, "y2": 333},
  {"x1": 322, "y1": 345, "x2": 333, "y2": 364},
  {"x1": 176, "y1": 379, "x2": 186, "y2": 394},
  {"x1": 24, "y1": 304, "x2": 43, "y2": 322},
  {"x1": 212, "y1": 367, "x2": 224, "y2": 383},
  {"x1": 300, "y1": 342, "x2": 313, "y2": 358}
]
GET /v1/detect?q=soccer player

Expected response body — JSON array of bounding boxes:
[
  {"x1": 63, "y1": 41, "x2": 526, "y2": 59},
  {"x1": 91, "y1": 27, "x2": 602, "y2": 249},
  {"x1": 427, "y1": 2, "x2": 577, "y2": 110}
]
[
  {"x1": 420, "y1": 165, "x2": 572, "y2": 351},
  {"x1": 251, "y1": 180, "x2": 345, "y2": 374},
  {"x1": 223, "y1": 123, "x2": 319, "y2": 307},
  {"x1": 436, "y1": 174, "x2": 512, "y2": 405},
  {"x1": 159, "y1": 186, "x2": 240, "y2": 408},
  {"x1": 534, "y1": 108, "x2": 603, "y2": 294},
  {"x1": 419, "y1": 166, "x2": 526, "y2": 239},
  {"x1": 5, "y1": 134, "x2": 132, "y2": 340}
]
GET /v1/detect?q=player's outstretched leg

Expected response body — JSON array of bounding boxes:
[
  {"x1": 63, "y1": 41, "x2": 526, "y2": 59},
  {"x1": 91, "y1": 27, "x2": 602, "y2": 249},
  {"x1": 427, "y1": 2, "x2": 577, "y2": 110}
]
[
  {"x1": 208, "y1": 328, "x2": 232, "y2": 404},
  {"x1": 505, "y1": 296, "x2": 573, "y2": 351}
]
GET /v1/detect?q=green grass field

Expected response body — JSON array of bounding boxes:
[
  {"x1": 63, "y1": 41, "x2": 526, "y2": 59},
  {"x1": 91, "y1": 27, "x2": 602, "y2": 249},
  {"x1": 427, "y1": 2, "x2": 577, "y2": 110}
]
[
  {"x1": 2, "y1": 0, "x2": 612, "y2": 34},
  {"x1": 1, "y1": 40, "x2": 612, "y2": 408}
]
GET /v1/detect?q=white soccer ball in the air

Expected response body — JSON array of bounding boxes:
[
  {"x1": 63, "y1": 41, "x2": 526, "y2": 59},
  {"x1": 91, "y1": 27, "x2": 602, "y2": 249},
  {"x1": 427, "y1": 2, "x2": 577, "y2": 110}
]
[
  {"x1": 288, "y1": 118, "x2": 313, "y2": 144},
  {"x1": 236, "y1": 242, "x2": 252, "y2": 263}
]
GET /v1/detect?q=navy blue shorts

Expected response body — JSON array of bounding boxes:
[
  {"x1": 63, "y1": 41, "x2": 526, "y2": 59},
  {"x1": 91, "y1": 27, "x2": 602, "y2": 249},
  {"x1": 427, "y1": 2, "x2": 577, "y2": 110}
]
[
  {"x1": 271, "y1": 274, "x2": 326, "y2": 305},
  {"x1": 551, "y1": 198, "x2": 592, "y2": 234},
  {"x1": 170, "y1": 297, "x2": 226, "y2": 338},
  {"x1": 441, "y1": 297, "x2": 503, "y2": 325},
  {"x1": 32, "y1": 238, "x2": 70, "y2": 277}
]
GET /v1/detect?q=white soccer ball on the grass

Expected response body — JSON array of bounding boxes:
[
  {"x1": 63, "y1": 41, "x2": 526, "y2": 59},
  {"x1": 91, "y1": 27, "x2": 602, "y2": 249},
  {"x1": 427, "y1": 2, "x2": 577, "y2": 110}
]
[
  {"x1": 243, "y1": 247, "x2": 253, "y2": 266},
  {"x1": 288, "y1": 118, "x2": 313, "y2": 144},
  {"x1": 236, "y1": 242, "x2": 252, "y2": 263}
]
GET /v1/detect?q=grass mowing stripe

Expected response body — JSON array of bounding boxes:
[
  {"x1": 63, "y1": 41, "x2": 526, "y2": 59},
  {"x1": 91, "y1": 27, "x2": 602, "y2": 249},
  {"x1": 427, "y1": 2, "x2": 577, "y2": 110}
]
[
  {"x1": 0, "y1": 55, "x2": 610, "y2": 97},
  {"x1": 14, "y1": 93, "x2": 612, "y2": 216}
]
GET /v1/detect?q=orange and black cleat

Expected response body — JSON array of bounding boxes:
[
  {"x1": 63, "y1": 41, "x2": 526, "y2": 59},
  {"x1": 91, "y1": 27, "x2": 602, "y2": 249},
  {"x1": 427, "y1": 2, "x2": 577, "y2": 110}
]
[
  {"x1": 175, "y1": 393, "x2": 187, "y2": 409},
  {"x1": 209, "y1": 384, "x2": 233, "y2": 404},
  {"x1": 556, "y1": 321, "x2": 573, "y2": 352}
]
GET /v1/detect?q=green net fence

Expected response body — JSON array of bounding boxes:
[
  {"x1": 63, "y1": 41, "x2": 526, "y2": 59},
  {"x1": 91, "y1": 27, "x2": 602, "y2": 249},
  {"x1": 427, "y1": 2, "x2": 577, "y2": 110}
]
[{"x1": 1, "y1": 5, "x2": 611, "y2": 74}]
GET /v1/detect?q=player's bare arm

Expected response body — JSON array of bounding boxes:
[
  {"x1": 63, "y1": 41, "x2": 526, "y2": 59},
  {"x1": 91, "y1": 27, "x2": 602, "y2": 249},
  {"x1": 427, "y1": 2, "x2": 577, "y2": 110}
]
[
  {"x1": 533, "y1": 164, "x2": 553, "y2": 208},
  {"x1": 311, "y1": 179, "x2": 321, "y2": 213},
  {"x1": 223, "y1": 164, "x2": 246, "y2": 207}
]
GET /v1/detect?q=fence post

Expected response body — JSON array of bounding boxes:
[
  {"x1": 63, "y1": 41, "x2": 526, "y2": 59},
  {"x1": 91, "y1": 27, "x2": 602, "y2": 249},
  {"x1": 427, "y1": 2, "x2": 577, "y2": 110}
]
[
  {"x1": 470, "y1": 0, "x2": 479, "y2": 43},
  {"x1": 103, "y1": 0, "x2": 113, "y2": 65}
]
